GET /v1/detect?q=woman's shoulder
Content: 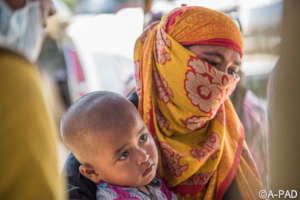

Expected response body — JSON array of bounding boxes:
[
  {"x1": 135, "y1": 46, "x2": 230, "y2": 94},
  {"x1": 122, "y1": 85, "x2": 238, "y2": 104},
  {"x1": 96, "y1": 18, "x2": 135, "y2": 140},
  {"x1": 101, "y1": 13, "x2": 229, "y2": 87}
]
[{"x1": 127, "y1": 91, "x2": 139, "y2": 108}]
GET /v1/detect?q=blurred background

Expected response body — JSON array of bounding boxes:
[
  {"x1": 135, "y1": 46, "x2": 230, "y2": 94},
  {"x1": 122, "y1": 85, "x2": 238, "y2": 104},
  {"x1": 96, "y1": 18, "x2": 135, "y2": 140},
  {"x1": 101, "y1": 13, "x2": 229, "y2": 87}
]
[{"x1": 39, "y1": 0, "x2": 283, "y2": 190}]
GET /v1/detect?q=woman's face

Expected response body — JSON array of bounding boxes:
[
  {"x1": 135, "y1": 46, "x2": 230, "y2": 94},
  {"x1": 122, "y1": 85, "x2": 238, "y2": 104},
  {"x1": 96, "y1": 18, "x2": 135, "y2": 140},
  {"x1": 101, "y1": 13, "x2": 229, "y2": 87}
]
[{"x1": 186, "y1": 45, "x2": 241, "y2": 76}]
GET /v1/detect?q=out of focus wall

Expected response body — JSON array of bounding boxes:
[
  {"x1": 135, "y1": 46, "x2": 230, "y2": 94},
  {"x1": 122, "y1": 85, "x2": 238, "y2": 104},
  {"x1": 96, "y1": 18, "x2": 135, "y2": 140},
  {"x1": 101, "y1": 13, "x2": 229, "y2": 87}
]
[{"x1": 268, "y1": 0, "x2": 300, "y2": 192}]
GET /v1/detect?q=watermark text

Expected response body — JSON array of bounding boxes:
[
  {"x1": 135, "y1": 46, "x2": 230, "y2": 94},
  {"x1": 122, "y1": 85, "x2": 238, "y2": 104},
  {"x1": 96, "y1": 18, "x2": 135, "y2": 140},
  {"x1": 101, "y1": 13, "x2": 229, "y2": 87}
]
[{"x1": 259, "y1": 189, "x2": 298, "y2": 199}]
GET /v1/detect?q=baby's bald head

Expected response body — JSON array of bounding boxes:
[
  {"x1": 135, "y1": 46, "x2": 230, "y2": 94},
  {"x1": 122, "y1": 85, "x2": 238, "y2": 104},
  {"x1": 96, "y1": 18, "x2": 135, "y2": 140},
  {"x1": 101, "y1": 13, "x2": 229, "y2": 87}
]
[{"x1": 60, "y1": 91, "x2": 139, "y2": 164}]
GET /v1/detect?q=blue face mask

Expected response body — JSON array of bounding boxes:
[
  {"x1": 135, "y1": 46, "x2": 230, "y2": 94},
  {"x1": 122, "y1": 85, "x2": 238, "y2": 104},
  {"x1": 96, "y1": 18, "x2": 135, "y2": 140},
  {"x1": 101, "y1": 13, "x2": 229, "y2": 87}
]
[{"x1": 0, "y1": 1, "x2": 44, "y2": 62}]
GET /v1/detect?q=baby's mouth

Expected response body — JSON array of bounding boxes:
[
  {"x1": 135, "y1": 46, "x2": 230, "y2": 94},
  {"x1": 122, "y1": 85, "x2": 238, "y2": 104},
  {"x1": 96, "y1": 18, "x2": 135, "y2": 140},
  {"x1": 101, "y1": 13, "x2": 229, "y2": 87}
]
[{"x1": 142, "y1": 163, "x2": 155, "y2": 177}]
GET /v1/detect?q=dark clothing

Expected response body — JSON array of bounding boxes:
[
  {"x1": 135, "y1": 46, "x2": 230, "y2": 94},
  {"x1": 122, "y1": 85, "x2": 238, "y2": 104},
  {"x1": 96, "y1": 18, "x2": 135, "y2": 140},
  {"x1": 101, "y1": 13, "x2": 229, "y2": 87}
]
[
  {"x1": 127, "y1": 90, "x2": 139, "y2": 108},
  {"x1": 65, "y1": 153, "x2": 97, "y2": 200}
]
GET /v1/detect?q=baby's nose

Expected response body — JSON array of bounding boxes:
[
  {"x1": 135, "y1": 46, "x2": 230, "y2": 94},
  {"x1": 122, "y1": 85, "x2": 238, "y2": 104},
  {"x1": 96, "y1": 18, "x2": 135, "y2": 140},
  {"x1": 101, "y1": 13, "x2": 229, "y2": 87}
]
[{"x1": 136, "y1": 148, "x2": 150, "y2": 165}]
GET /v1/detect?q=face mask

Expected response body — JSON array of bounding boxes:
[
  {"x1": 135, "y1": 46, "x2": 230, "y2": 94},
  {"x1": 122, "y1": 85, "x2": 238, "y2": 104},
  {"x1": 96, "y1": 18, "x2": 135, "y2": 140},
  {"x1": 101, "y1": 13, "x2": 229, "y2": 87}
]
[{"x1": 0, "y1": 1, "x2": 44, "y2": 62}]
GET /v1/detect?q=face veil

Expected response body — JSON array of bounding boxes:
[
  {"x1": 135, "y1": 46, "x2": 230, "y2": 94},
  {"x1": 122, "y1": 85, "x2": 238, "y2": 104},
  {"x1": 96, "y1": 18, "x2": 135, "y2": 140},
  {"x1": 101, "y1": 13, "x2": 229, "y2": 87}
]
[{"x1": 134, "y1": 6, "x2": 263, "y2": 200}]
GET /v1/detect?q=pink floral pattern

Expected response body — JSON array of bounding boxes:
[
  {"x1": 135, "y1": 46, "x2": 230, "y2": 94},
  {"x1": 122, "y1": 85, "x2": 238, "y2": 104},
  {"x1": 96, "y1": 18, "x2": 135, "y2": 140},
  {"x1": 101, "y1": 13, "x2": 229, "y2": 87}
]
[
  {"x1": 215, "y1": 104, "x2": 226, "y2": 125},
  {"x1": 134, "y1": 60, "x2": 142, "y2": 97},
  {"x1": 180, "y1": 172, "x2": 214, "y2": 186},
  {"x1": 153, "y1": 70, "x2": 173, "y2": 104},
  {"x1": 156, "y1": 29, "x2": 172, "y2": 65},
  {"x1": 141, "y1": 21, "x2": 158, "y2": 43},
  {"x1": 181, "y1": 115, "x2": 207, "y2": 131},
  {"x1": 211, "y1": 150, "x2": 219, "y2": 160},
  {"x1": 156, "y1": 109, "x2": 169, "y2": 130},
  {"x1": 184, "y1": 56, "x2": 239, "y2": 115},
  {"x1": 160, "y1": 143, "x2": 189, "y2": 177},
  {"x1": 164, "y1": 7, "x2": 187, "y2": 32},
  {"x1": 190, "y1": 133, "x2": 220, "y2": 162}
]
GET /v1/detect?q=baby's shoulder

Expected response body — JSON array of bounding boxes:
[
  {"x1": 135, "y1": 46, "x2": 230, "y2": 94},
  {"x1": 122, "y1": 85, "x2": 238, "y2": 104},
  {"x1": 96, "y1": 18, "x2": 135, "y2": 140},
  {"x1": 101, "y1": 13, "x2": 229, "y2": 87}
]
[
  {"x1": 149, "y1": 177, "x2": 177, "y2": 200},
  {"x1": 96, "y1": 179, "x2": 177, "y2": 200},
  {"x1": 96, "y1": 183, "x2": 119, "y2": 200},
  {"x1": 96, "y1": 182, "x2": 143, "y2": 200}
]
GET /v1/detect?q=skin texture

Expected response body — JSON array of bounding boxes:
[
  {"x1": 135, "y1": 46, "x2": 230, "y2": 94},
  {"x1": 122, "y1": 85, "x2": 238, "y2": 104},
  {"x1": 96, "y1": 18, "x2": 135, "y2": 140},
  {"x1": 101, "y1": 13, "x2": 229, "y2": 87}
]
[
  {"x1": 186, "y1": 45, "x2": 241, "y2": 75},
  {"x1": 4, "y1": 0, "x2": 56, "y2": 26},
  {"x1": 61, "y1": 92, "x2": 158, "y2": 187}
]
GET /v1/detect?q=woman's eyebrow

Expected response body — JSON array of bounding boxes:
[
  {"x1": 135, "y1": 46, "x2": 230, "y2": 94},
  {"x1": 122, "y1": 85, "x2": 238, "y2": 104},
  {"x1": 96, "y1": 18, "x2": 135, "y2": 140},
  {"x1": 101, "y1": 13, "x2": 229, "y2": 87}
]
[
  {"x1": 203, "y1": 51, "x2": 225, "y2": 61},
  {"x1": 203, "y1": 51, "x2": 241, "y2": 67}
]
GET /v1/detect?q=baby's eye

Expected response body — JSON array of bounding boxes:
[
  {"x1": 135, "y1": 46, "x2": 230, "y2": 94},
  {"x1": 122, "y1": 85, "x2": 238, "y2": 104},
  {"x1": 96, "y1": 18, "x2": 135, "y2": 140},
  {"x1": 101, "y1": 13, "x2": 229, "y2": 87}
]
[
  {"x1": 119, "y1": 151, "x2": 129, "y2": 161},
  {"x1": 139, "y1": 134, "x2": 148, "y2": 144}
]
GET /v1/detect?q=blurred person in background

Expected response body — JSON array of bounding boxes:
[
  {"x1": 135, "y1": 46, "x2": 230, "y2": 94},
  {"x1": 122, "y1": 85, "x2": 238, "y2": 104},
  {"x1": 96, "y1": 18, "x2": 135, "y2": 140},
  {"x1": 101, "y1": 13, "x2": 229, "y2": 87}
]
[
  {"x1": 0, "y1": 0, "x2": 66, "y2": 199},
  {"x1": 230, "y1": 72, "x2": 268, "y2": 188},
  {"x1": 37, "y1": 35, "x2": 71, "y2": 123}
]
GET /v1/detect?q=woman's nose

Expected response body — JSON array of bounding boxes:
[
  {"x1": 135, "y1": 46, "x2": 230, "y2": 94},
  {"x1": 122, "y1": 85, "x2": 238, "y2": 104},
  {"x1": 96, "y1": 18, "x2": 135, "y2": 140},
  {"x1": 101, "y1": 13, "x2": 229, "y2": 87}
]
[
  {"x1": 218, "y1": 63, "x2": 228, "y2": 73},
  {"x1": 218, "y1": 63, "x2": 232, "y2": 74},
  {"x1": 136, "y1": 148, "x2": 150, "y2": 165}
]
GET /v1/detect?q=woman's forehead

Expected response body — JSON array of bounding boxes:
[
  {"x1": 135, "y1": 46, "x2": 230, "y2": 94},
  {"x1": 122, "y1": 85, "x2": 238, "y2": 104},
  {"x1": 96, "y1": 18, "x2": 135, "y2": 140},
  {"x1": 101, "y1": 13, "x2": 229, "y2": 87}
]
[{"x1": 188, "y1": 45, "x2": 241, "y2": 64}]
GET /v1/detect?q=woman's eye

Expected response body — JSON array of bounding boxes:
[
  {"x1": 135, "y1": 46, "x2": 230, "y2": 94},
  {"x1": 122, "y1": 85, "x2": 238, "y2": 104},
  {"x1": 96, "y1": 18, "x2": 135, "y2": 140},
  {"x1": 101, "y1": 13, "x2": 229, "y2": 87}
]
[
  {"x1": 228, "y1": 68, "x2": 238, "y2": 75},
  {"x1": 139, "y1": 134, "x2": 148, "y2": 144},
  {"x1": 206, "y1": 59, "x2": 218, "y2": 67},
  {"x1": 119, "y1": 151, "x2": 129, "y2": 161}
]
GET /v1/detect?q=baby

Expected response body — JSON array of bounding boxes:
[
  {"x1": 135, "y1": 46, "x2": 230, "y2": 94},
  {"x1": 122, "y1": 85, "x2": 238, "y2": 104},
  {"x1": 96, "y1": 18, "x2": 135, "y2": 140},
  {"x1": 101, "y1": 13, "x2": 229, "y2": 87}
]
[{"x1": 61, "y1": 91, "x2": 176, "y2": 200}]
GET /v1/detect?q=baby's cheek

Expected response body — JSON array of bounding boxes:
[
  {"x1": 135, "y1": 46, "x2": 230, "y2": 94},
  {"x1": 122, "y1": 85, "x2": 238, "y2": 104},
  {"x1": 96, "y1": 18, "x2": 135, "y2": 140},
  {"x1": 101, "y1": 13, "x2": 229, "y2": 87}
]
[
  {"x1": 148, "y1": 144, "x2": 159, "y2": 162},
  {"x1": 113, "y1": 166, "x2": 137, "y2": 185}
]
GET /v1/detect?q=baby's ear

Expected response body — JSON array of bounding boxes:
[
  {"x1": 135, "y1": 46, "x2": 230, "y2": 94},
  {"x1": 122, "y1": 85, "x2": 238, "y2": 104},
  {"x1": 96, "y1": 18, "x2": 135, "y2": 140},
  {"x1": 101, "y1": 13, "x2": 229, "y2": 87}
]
[{"x1": 79, "y1": 164, "x2": 101, "y2": 183}]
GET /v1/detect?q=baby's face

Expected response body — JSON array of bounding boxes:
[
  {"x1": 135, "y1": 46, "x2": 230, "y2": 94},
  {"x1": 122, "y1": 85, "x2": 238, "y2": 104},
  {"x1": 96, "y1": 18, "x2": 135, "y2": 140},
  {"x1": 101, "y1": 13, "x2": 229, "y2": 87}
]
[{"x1": 89, "y1": 114, "x2": 158, "y2": 187}]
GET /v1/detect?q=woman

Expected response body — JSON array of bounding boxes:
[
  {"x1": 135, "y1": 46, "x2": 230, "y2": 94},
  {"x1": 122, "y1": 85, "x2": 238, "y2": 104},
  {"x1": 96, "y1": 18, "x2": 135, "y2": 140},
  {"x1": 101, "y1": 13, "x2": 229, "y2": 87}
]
[
  {"x1": 64, "y1": 6, "x2": 263, "y2": 200},
  {"x1": 134, "y1": 6, "x2": 263, "y2": 200}
]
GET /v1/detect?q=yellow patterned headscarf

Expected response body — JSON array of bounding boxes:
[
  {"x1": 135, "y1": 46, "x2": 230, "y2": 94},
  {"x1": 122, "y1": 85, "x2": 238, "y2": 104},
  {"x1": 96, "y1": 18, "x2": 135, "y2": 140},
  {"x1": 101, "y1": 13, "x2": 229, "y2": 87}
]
[{"x1": 134, "y1": 6, "x2": 263, "y2": 200}]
